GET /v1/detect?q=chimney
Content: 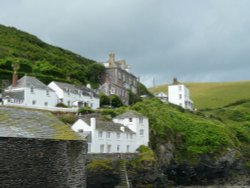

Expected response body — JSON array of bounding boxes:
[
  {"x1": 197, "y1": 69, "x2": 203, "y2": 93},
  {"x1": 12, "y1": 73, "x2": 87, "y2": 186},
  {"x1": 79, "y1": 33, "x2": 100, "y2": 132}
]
[
  {"x1": 120, "y1": 126, "x2": 125, "y2": 132},
  {"x1": 173, "y1": 77, "x2": 179, "y2": 85},
  {"x1": 12, "y1": 63, "x2": 20, "y2": 87},
  {"x1": 108, "y1": 52, "x2": 115, "y2": 66},
  {"x1": 86, "y1": 84, "x2": 91, "y2": 89},
  {"x1": 90, "y1": 117, "x2": 96, "y2": 130}
]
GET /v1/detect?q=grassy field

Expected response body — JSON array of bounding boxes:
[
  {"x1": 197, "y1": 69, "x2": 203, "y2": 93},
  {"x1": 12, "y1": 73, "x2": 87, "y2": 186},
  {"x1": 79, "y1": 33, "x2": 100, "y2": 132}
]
[{"x1": 149, "y1": 81, "x2": 250, "y2": 109}]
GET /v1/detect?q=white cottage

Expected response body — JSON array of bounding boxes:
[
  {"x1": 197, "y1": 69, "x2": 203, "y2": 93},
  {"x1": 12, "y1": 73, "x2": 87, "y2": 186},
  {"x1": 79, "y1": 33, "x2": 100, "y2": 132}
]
[
  {"x1": 3, "y1": 76, "x2": 58, "y2": 108},
  {"x1": 168, "y1": 78, "x2": 193, "y2": 110},
  {"x1": 48, "y1": 81, "x2": 100, "y2": 109},
  {"x1": 154, "y1": 92, "x2": 168, "y2": 103},
  {"x1": 71, "y1": 111, "x2": 149, "y2": 153}
]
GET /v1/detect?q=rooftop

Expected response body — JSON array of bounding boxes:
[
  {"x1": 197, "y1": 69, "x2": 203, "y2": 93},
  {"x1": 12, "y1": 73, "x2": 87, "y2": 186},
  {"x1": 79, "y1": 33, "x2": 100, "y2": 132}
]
[
  {"x1": 9, "y1": 76, "x2": 52, "y2": 90},
  {"x1": 114, "y1": 111, "x2": 145, "y2": 119},
  {"x1": 0, "y1": 106, "x2": 82, "y2": 140}
]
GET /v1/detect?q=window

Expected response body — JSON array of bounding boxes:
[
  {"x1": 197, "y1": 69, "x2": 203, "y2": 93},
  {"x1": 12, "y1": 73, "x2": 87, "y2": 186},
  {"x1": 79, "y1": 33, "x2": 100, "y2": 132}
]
[
  {"x1": 126, "y1": 145, "x2": 130, "y2": 152},
  {"x1": 44, "y1": 102, "x2": 48, "y2": 106},
  {"x1": 98, "y1": 131, "x2": 103, "y2": 138},
  {"x1": 46, "y1": 89, "x2": 49, "y2": 96},
  {"x1": 67, "y1": 101, "x2": 70, "y2": 106},
  {"x1": 140, "y1": 129, "x2": 144, "y2": 136},
  {"x1": 116, "y1": 133, "x2": 120, "y2": 139},
  {"x1": 100, "y1": 144, "x2": 104, "y2": 153},
  {"x1": 106, "y1": 132, "x2": 111, "y2": 139},
  {"x1": 32, "y1": 100, "x2": 36, "y2": 105},
  {"x1": 129, "y1": 118, "x2": 133, "y2": 122},
  {"x1": 178, "y1": 85, "x2": 182, "y2": 91},
  {"x1": 30, "y1": 86, "x2": 34, "y2": 93},
  {"x1": 179, "y1": 94, "x2": 182, "y2": 100},
  {"x1": 107, "y1": 145, "x2": 111, "y2": 153},
  {"x1": 117, "y1": 145, "x2": 120, "y2": 152},
  {"x1": 126, "y1": 133, "x2": 129, "y2": 139},
  {"x1": 139, "y1": 118, "x2": 143, "y2": 124},
  {"x1": 78, "y1": 129, "x2": 83, "y2": 133}
]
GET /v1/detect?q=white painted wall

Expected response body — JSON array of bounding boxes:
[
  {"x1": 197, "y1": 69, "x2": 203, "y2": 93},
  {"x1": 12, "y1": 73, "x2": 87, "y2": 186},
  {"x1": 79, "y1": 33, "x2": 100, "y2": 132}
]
[
  {"x1": 23, "y1": 87, "x2": 58, "y2": 107},
  {"x1": 113, "y1": 116, "x2": 149, "y2": 149},
  {"x1": 48, "y1": 82, "x2": 100, "y2": 109},
  {"x1": 4, "y1": 87, "x2": 58, "y2": 107},
  {"x1": 168, "y1": 84, "x2": 193, "y2": 110},
  {"x1": 72, "y1": 118, "x2": 137, "y2": 153}
]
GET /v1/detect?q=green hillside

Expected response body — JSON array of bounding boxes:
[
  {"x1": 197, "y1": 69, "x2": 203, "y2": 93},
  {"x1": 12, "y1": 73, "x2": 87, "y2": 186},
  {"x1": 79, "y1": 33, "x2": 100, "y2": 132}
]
[
  {"x1": 0, "y1": 24, "x2": 104, "y2": 88},
  {"x1": 149, "y1": 81, "x2": 250, "y2": 109}
]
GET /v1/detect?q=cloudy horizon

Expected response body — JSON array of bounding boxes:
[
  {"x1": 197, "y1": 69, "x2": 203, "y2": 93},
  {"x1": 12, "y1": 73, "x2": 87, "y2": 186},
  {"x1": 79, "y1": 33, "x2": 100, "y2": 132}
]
[{"x1": 1, "y1": 0, "x2": 250, "y2": 87}]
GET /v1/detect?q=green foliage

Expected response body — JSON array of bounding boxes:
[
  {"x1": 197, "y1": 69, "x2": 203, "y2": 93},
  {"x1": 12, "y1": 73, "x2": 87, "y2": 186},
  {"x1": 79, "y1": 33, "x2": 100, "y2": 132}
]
[
  {"x1": 99, "y1": 93, "x2": 124, "y2": 108},
  {"x1": 54, "y1": 112, "x2": 76, "y2": 125},
  {"x1": 128, "y1": 89, "x2": 142, "y2": 105},
  {"x1": 78, "y1": 107, "x2": 95, "y2": 114},
  {"x1": 87, "y1": 160, "x2": 119, "y2": 188},
  {"x1": 137, "y1": 82, "x2": 153, "y2": 97},
  {"x1": 129, "y1": 99, "x2": 237, "y2": 160},
  {"x1": 56, "y1": 103, "x2": 68, "y2": 108},
  {"x1": 130, "y1": 146, "x2": 156, "y2": 171},
  {"x1": 110, "y1": 94, "x2": 123, "y2": 108},
  {"x1": 0, "y1": 24, "x2": 105, "y2": 86}
]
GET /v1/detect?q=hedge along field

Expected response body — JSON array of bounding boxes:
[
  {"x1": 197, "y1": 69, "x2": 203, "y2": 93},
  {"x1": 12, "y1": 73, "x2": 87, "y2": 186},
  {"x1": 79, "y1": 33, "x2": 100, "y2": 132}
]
[{"x1": 149, "y1": 81, "x2": 250, "y2": 110}]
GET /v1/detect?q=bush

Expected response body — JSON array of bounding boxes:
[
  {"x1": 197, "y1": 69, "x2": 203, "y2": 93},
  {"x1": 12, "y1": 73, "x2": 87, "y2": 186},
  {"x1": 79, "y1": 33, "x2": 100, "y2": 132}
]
[
  {"x1": 56, "y1": 103, "x2": 68, "y2": 108},
  {"x1": 78, "y1": 107, "x2": 94, "y2": 114}
]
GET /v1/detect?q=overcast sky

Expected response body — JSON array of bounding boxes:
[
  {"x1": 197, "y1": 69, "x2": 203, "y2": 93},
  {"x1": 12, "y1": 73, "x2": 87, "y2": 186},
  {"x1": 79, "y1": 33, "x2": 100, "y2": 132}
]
[{"x1": 1, "y1": 0, "x2": 250, "y2": 87}]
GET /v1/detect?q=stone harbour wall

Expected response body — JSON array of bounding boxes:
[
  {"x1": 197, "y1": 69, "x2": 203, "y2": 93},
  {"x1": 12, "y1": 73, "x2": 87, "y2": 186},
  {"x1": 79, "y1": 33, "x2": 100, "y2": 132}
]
[{"x1": 0, "y1": 137, "x2": 87, "y2": 188}]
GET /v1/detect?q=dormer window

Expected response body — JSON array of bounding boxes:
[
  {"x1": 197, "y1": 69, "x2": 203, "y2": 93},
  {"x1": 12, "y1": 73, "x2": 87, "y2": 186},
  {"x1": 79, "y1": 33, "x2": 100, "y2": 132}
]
[{"x1": 30, "y1": 86, "x2": 34, "y2": 93}]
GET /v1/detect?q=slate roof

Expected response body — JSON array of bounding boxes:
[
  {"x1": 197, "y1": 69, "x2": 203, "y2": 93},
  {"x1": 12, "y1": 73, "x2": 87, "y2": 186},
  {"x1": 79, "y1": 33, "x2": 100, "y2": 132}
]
[
  {"x1": 53, "y1": 81, "x2": 99, "y2": 97},
  {"x1": 53, "y1": 81, "x2": 81, "y2": 94},
  {"x1": 3, "y1": 90, "x2": 24, "y2": 100},
  {"x1": 10, "y1": 76, "x2": 51, "y2": 90},
  {"x1": 0, "y1": 106, "x2": 82, "y2": 140},
  {"x1": 79, "y1": 118, "x2": 135, "y2": 134},
  {"x1": 114, "y1": 111, "x2": 145, "y2": 119}
]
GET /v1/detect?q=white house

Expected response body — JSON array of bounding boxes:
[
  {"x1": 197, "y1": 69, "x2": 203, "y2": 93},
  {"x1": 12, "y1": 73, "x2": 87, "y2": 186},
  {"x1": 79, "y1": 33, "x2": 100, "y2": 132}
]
[
  {"x1": 154, "y1": 92, "x2": 168, "y2": 103},
  {"x1": 71, "y1": 111, "x2": 149, "y2": 153},
  {"x1": 48, "y1": 81, "x2": 100, "y2": 109},
  {"x1": 3, "y1": 76, "x2": 58, "y2": 108},
  {"x1": 168, "y1": 78, "x2": 193, "y2": 110}
]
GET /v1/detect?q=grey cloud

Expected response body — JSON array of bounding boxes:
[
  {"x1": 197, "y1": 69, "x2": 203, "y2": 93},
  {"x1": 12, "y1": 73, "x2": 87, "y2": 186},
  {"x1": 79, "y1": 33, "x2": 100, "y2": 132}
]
[{"x1": 1, "y1": 0, "x2": 250, "y2": 87}]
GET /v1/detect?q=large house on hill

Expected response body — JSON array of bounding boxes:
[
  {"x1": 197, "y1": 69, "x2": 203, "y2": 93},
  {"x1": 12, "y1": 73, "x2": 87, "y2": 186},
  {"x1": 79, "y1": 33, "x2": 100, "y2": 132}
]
[
  {"x1": 99, "y1": 53, "x2": 138, "y2": 105},
  {"x1": 3, "y1": 75, "x2": 58, "y2": 107},
  {"x1": 71, "y1": 111, "x2": 149, "y2": 153},
  {"x1": 168, "y1": 78, "x2": 193, "y2": 110}
]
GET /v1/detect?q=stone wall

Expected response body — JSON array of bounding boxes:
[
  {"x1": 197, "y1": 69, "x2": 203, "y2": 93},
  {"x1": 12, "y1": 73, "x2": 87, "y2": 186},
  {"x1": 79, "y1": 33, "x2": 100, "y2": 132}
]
[
  {"x1": 87, "y1": 153, "x2": 138, "y2": 162},
  {"x1": 0, "y1": 137, "x2": 87, "y2": 188}
]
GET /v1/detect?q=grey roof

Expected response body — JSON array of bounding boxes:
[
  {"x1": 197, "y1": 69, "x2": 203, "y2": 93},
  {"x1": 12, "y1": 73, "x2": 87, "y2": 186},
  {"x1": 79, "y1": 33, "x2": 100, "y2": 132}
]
[
  {"x1": 79, "y1": 117, "x2": 135, "y2": 134},
  {"x1": 53, "y1": 81, "x2": 99, "y2": 97},
  {"x1": 53, "y1": 81, "x2": 81, "y2": 94},
  {"x1": 96, "y1": 121, "x2": 134, "y2": 134},
  {"x1": 10, "y1": 76, "x2": 51, "y2": 90},
  {"x1": 0, "y1": 106, "x2": 82, "y2": 140},
  {"x1": 3, "y1": 90, "x2": 24, "y2": 100},
  {"x1": 114, "y1": 111, "x2": 145, "y2": 119}
]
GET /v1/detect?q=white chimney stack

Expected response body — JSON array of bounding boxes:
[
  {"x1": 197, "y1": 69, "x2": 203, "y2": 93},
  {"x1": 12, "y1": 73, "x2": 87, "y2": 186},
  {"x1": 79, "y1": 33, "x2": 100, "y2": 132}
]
[
  {"x1": 90, "y1": 117, "x2": 96, "y2": 130},
  {"x1": 87, "y1": 84, "x2": 91, "y2": 89},
  {"x1": 120, "y1": 126, "x2": 125, "y2": 132}
]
